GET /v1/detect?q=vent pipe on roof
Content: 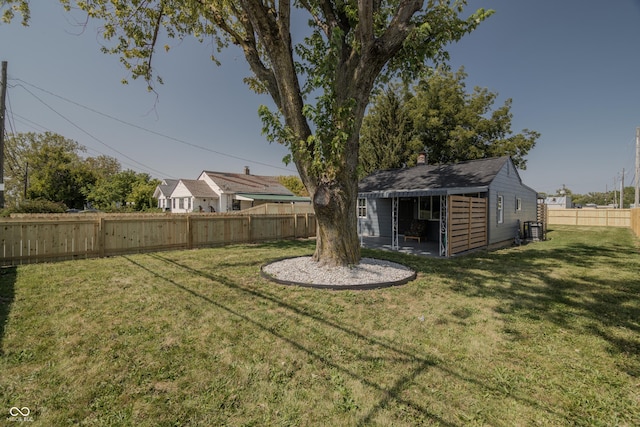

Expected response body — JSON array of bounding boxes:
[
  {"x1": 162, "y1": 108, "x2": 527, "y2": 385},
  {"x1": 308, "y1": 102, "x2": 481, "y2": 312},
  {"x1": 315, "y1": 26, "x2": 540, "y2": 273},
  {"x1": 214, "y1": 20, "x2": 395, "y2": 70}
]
[{"x1": 244, "y1": 166, "x2": 250, "y2": 175}]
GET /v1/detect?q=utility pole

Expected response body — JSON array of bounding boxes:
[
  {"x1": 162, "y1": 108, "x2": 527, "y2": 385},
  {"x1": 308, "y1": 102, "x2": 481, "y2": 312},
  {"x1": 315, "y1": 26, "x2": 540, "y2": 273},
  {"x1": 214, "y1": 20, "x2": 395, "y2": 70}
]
[
  {"x1": 24, "y1": 162, "x2": 28, "y2": 200},
  {"x1": 635, "y1": 127, "x2": 639, "y2": 208},
  {"x1": 0, "y1": 61, "x2": 7, "y2": 209},
  {"x1": 620, "y1": 168, "x2": 624, "y2": 209}
]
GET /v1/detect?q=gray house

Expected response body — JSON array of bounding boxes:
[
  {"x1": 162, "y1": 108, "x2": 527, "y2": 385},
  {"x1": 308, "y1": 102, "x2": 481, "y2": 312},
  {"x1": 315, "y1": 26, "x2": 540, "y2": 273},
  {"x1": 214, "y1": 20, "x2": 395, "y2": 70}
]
[{"x1": 357, "y1": 156, "x2": 538, "y2": 256}]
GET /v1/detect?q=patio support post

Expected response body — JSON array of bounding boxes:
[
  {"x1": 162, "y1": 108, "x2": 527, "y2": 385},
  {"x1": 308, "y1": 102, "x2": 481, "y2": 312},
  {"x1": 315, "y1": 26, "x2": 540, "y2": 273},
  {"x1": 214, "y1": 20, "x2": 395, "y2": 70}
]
[
  {"x1": 392, "y1": 196, "x2": 399, "y2": 250},
  {"x1": 439, "y1": 195, "x2": 448, "y2": 256}
]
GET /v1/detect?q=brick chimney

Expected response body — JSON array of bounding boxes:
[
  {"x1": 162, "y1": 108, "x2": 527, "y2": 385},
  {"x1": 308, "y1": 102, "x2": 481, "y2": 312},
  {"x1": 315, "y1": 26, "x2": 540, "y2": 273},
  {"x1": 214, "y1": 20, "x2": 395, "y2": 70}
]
[
  {"x1": 416, "y1": 150, "x2": 428, "y2": 165},
  {"x1": 244, "y1": 166, "x2": 250, "y2": 175}
]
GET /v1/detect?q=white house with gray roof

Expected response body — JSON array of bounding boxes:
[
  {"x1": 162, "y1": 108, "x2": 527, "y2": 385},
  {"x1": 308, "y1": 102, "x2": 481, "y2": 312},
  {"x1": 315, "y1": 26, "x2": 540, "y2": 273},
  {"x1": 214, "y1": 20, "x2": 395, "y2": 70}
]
[{"x1": 155, "y1": 167, "x2": 310, "y2": 213}]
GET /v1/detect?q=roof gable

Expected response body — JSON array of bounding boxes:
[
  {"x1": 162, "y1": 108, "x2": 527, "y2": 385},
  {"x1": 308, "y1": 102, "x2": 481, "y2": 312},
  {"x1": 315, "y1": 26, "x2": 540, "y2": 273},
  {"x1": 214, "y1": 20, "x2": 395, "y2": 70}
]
[
  {"x1": 154, "y1": 179, "x2": 179, "y2": 197},
  {"x1": 359, "y1": 156, "x2": 511, "y2": 193},
  {"x1": 174, "y1": 179, "x2": 218, "y2": 198}
]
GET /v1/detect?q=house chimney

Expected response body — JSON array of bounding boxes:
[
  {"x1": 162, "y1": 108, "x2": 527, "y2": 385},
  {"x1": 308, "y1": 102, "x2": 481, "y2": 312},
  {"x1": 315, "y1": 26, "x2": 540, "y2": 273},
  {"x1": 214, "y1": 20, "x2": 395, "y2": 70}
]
[
  {"x1": 244, "y1": 166, "x2": 250, "y2": 175},
  {"x1": 417, "y1": 150, "x2": 428, "y2": 165}
]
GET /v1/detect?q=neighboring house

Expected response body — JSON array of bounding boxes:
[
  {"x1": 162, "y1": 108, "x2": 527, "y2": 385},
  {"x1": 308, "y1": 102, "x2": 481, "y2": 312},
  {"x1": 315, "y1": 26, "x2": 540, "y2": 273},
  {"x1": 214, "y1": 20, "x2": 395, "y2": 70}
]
[
  {"x1": 153, "y1": 179, "x2": 178, "y2": 211},
  {"x1": 544, "y1": 195, "x2": 572, "y2": 209},
  {"x1": 358, "y1": 156, "x2": 539, "y2": 256},
  {"x1": 156, "y1": 167, "x2": 310, "y2": 213},
  {"x1": 170, "y1": 179, "x2": 219, "y2": 213}
]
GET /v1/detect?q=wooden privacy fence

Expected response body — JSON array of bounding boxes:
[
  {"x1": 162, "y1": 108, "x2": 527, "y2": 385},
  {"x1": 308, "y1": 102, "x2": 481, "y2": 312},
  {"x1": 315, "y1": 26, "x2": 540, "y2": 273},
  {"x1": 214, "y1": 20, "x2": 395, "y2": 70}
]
[
  {"x1": 448, "y1": 196, "x2": 488, "y2": 256},
  {"x1": 547, "y1": 209, "x2": 631, "y2": 227},
  {"x1": 0, "y1": 213, "x2": 316, "y2": 266},
  {"x1": 632, "y1": 208, "x2": 640, "y2": 238}
]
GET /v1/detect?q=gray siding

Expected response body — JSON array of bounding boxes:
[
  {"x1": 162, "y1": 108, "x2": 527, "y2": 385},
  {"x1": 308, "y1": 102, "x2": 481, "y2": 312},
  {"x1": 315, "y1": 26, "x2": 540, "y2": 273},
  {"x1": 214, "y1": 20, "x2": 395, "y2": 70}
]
[
  {"x1": 359, "y1": 198, "x2": 392, "y2": 237},
  {"x1": 487, "y1": 161, "x2": 538, "y2": 245}
]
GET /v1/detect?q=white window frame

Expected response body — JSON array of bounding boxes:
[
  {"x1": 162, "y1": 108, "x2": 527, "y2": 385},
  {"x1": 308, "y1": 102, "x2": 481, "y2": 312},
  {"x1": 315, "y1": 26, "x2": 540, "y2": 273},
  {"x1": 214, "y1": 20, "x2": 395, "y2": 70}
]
[
  {"x1": 357, "y1": 198, "x2": 367, "y2": 218},
  {"x1": 497, "y1": 195, "x2": 504, "y2": 224},
  {"x1": 516, "y1": 197, "x2": 522, "y2": 212}
]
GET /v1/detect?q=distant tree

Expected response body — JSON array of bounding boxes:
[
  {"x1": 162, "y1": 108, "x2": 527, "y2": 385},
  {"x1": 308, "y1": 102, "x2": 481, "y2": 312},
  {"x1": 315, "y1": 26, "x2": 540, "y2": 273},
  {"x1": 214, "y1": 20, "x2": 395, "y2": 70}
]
[
  {"x1": 84, "y1": 155, "x2": 121, "y2": 181},
  {"x1": 572, "y1": 192, "x2": 607, "y2": 206},
  {"x1": 2, "y1": 132, "x2": 30, "y2": 206},
  {"x1": 278, "y1": 176, "x2": 309, "y2": 197},
  {"x1": 128, "y1": 175, "x2": 162, "y2": 210},
  {"x1": 87, "y1": 169, "x2": 159, "y2": 211},
  {"x1": 358, "y1": 86, "x2": 423, "y2": 178},
  {"x1": 3, "y1": 132, "x2": 123, "y2": 210},
  {"x1": 569, "y1": 187, "x2": 636, "y2": 208},
  {"x1": 2, "y1": 0, "x2": 492, "y2": 266},
  {"x1": 19, "y1": 132, "x2": 94, "y2": 209},
  {"x1": 408, "y1": 67, "x2": 539, "y2": 169}
]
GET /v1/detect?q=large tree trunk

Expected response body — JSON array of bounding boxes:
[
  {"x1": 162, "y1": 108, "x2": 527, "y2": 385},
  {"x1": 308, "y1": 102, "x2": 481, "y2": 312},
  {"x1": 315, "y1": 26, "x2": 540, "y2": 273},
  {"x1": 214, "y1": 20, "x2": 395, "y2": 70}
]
[
  {"x1": 238, "y1": 0, "x2": 420, "y2": 268},
  {"x1": 311, "y1": 178, "x2": 360, "y2": 266}
]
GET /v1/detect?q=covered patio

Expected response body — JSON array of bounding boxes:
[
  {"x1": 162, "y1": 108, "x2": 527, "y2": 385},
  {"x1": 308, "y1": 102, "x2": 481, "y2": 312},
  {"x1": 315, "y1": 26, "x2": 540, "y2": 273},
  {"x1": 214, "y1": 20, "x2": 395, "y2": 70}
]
[{"x1": 360, "y1": 235, "x2": 443, "y2": 258}]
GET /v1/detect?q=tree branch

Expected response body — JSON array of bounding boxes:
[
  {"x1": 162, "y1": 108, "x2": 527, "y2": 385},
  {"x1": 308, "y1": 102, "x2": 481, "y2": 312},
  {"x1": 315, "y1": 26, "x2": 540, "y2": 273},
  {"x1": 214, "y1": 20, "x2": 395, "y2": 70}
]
[
  {"x1": 377, "y1": 0, "x2": 423, "y2": 56},
  {"x1": 357, "y1": 0, "x2": 373, "y2": 44}
]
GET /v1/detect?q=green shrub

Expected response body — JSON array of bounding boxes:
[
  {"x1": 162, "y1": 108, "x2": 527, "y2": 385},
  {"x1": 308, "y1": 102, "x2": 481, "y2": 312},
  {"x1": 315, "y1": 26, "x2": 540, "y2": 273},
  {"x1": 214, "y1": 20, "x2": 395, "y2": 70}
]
[{"x1": 1, "y1": 199, "x2": 67, "y2": 215}]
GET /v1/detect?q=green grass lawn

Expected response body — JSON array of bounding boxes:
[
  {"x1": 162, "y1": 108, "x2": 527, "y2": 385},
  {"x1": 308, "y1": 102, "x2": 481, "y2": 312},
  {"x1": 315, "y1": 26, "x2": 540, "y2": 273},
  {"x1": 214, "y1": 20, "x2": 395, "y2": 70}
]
[{"x1": 1, "y1": 226, "x2": 639, "y2": 426}]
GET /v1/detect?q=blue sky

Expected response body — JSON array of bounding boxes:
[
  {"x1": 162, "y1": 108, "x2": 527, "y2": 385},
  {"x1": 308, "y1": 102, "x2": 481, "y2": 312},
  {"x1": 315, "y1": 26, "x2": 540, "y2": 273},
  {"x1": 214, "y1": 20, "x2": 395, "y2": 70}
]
[{"x1": 1, "y1": 0, "x2": 639, "y2": 195}]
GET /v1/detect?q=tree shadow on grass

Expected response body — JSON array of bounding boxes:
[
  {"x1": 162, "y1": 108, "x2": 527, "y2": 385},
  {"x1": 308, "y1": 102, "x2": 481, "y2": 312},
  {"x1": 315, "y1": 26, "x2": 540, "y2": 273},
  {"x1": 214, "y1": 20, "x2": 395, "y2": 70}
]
[
  {"x1": 122, "y1": 251, "x2": 564, "y2": 426},
  {"x1": 376, "y1": 239, "x2": 640, "y2": 378},
  {"x1": 0, "y1": 266, "x2": 17, "y2": 356}
]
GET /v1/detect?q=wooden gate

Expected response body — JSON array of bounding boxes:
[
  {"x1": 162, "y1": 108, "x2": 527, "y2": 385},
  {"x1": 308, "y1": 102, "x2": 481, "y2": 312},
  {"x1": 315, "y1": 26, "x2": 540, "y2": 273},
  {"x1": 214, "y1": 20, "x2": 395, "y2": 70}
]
[{"x1": 448, "y1": 196, "x2": 487, "y2": 256}]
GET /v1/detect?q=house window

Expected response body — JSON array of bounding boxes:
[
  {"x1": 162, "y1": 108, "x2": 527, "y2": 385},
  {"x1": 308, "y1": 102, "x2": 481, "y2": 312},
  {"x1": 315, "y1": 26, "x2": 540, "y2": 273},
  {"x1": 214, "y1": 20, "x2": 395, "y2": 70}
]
[
  {"x1": 497, "y1": 195, "x2": 504, "y2": 224},
  {"x1": 178, "y1": 198, "x2": 184, "y2": 209},
  {"x1": 358, "y1": 198, "x2": 367, "y2": 218},
  {"x1": 516, "y1": 197, "x2": 522, "y2": 212},
  {"x1": 418, "y1": 196, "x2": 440, "y2": 220},
  {"x1": 186, "y1": 198, "x2": 191, "y2": 210}
]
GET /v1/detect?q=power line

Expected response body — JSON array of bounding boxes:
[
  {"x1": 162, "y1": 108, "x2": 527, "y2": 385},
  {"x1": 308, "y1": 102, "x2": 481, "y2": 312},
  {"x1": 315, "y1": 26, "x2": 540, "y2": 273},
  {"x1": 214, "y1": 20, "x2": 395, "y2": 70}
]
[
  {"x1": 10, "y1": 113, "x2": 52, "y2": 133},
  {"x1": 9, "y1": 110, "x2": 155, "y2": 174},
  {"x1": 12, "y1": 83, "x2": 174, "y2": 178},
  {"x1": 11, "y1": 78, "x2": 294, "y2": 173}
]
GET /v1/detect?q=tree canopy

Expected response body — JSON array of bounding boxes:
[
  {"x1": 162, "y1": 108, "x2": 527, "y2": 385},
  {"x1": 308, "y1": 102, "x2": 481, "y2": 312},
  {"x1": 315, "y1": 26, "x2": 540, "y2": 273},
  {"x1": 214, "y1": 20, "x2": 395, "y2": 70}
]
[
  {"x1": 409, "y1": 67, "x2": 538, "y2": 169},
  {"x1": 2, "y1": 132, "x2": 160, "y2": 212},
  {"x1": 358, "y1": 85, "x2": 423, "y2": 178},
  {"x1": 4, "y1": 132, "x2": 94, "y2": 209},
  {"x1": 3, "y1": 0, "x2": 493, "y2": 265},
  {"x1": 359, "y1": 67, "x2": 539, "y2": 176}
]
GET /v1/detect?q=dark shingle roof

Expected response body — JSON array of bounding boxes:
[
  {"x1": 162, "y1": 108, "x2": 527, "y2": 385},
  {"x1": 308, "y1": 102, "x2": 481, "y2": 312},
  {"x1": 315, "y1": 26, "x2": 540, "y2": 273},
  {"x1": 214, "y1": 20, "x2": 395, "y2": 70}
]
[
  {"x1": 156, "y1": 179, "x2": 179, "y2": 197},
  {"x1": 179, "y1": 179, "x2": 218, "y2": 198},
  {"x1": 359, "y1": 156, "x2": 511, "y2": 194},
  {"x1": 202, "y1": 171, "x2": 294, "y2": 196}
]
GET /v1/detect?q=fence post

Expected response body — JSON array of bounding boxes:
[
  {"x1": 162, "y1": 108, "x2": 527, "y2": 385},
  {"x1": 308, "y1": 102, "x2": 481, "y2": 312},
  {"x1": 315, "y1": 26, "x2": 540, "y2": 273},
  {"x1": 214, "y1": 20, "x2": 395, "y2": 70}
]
[
  {"x1": 98, "y1": 216, "x2": 105, "y2": 258},
  {"x1": 187, "y1": 215, "x2": 193, "y2": 249}
]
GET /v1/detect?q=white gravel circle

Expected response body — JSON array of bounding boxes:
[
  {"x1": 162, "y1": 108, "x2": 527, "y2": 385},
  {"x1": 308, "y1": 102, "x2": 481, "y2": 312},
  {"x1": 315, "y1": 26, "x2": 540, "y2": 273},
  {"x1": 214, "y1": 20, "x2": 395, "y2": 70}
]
[{"x1": 262, "y1": 256, "x2": 415, "y2": 288}]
